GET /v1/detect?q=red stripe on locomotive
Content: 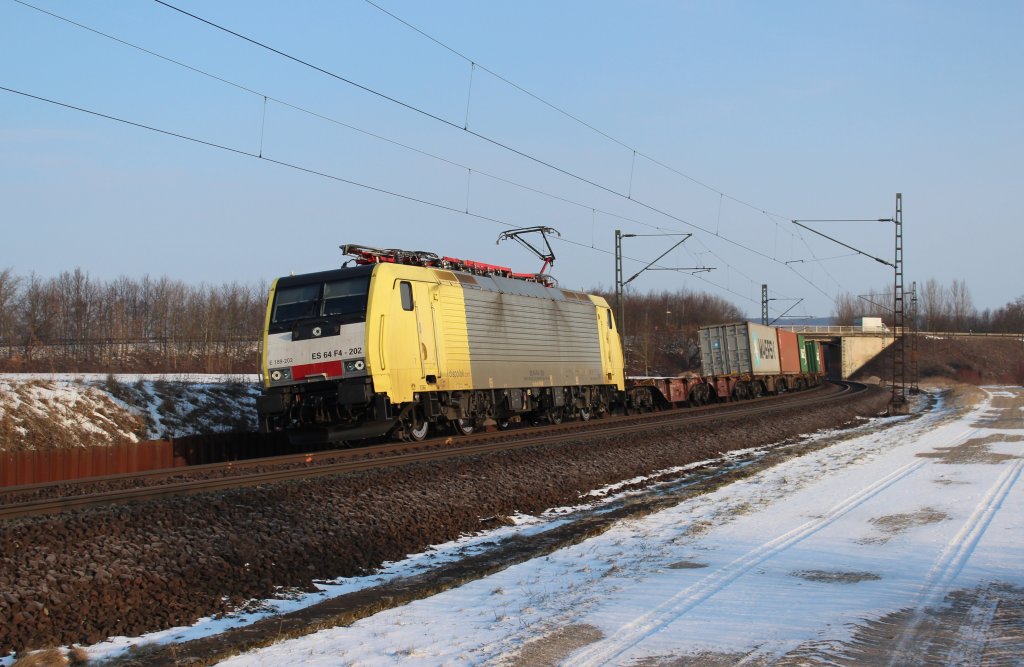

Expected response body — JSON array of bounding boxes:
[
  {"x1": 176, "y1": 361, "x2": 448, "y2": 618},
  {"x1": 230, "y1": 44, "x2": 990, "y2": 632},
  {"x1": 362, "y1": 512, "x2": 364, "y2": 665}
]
[{"x1": 291, "y1": 361, "x2": 344, "y2": 381}]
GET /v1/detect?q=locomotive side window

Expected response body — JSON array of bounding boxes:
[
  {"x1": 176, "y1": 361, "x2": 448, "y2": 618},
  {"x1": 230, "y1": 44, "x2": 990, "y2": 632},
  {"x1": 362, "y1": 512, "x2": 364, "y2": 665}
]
[
  {"x1": 400, "y1": 281, "x2": 414, "y2": 311},
  {"x1": 272, "y1": 284, "x2": 319, "y2": 324},
  {"x1": 607, "y1": 309, "x2": 614, "y2": 329},
  {"x1": 322, "y1": 276, "x2": 371, "y2": 318}
]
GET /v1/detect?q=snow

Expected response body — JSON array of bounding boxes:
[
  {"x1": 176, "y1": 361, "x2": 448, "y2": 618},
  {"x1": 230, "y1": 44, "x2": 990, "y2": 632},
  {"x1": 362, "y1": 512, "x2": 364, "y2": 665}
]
[
  {"x1": 6, "y1": 385, "x2": 1022, "y2": 665},
  {"x1": 214, "y1": 387, "x2": 1022, "y2": 665},
  {"x1": 0, "y1": 373, "x2": 261, "y2": 447}
]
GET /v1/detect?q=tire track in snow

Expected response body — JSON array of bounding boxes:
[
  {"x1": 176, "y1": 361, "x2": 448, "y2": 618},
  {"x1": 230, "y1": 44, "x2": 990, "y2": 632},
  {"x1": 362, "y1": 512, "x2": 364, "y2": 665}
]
[
  {"x1": 884, "y1": 452, "x2": 1024, "y2": 666},
  {"x1": 567, "y1": 424, "x2": 985, "y2": 667}
]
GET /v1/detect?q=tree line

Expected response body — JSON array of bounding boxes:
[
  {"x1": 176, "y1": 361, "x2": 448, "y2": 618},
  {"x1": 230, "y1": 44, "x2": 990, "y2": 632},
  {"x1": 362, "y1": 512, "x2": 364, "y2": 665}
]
[
  {"x1": 0, "y1": 268, "x2": 266, "y2": 373},
  {"x1": 593, "y1": 287, "x2": 744, "y2": 376},
  {"x1": 1, "y1": 267, "x2": 1018, "y2": 375},
  {"x1": 832, "y1": 278, "x2": 1024, "y2": 334}
]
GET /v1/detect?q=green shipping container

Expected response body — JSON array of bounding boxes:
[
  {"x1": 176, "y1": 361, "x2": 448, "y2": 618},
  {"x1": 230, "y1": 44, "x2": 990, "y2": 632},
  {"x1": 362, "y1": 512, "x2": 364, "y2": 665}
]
[
  {"x1": 804, "y1": 340, "x2": 821, "y2": 374},
  {"x1": 797, "y1": 335, "x2": 809, "y2": 373}
]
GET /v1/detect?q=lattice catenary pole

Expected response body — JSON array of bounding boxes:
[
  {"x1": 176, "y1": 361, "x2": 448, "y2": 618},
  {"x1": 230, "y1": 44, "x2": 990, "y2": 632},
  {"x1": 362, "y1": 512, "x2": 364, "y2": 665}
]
[
  {"x1": 890, "y1": 193, "x2": 907, "y2": 413},
  {"x1": 910, "y1": 280, "x2": 919, "y2": 394}
]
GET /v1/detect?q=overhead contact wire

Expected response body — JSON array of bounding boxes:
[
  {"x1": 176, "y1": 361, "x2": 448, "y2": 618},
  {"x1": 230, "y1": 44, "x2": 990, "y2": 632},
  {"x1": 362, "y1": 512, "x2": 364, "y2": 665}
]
[
  {"x1": 0, "y1": 86, "x2": 504, "y2": 228},
  {"x1": 18, "y1": 0, "x2": 845, "y2": 305},
  {"x1": 362, "y1": 0, "x2": 794, "y2": 223},
  {"x1": 0, "y1": 82, "x2": 748, "y2": 303},
  {"x1": 149, "y1": 0, "x2": 824, "y2": 290},
  {"x1": 21, "y1": 0, "x2": 784, "y2": 300},
  {"x1": 11, "y1": 0, "x2": 658, "y2": 237}
]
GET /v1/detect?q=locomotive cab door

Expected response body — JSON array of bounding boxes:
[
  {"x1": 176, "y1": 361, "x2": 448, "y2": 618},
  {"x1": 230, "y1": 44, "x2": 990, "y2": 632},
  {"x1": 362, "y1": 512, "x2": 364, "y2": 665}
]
[
  {"x1": 599, "y1": 306, "x2": 625, "y2": 389},
  {"x1": 411, "y1": 281, "x2": 440, "y2": 383}
]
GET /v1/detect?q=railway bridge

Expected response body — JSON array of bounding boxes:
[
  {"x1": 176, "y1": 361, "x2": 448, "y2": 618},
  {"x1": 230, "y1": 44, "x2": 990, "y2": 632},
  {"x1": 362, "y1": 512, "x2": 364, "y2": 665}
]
[
  {"x1": 779, "y1": 325, "x2": 898, "y2": 380},
  {"x1": 780, "y1": 326, "x2": 1023, "y2": 381}
]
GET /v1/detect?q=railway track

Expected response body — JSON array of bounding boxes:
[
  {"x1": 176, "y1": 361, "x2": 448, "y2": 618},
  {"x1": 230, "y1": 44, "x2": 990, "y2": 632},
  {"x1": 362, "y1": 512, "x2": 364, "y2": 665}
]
[{"x1": 0, "y1": 381, "x2": 864, "y2": 520}]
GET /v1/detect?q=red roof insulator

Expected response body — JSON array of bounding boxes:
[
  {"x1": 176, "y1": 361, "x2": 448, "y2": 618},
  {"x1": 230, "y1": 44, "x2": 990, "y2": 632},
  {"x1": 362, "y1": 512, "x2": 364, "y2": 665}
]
[{"x1": 341, "y1": 244, "x2": 552, "y2": 284}]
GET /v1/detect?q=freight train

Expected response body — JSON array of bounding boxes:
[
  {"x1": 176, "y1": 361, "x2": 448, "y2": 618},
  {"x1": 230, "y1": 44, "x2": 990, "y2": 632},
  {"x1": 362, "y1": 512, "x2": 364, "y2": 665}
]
[
  {"x1": 256, "y1": 245, "x2": 824, "y2": 443},
  {"x1": 628, "y1": 322, "x2": 826, "y2": 412}
]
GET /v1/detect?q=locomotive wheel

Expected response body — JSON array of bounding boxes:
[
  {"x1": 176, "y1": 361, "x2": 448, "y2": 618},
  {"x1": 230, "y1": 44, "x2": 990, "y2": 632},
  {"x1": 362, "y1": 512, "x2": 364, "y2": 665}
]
[
  {"x1": 578, "y1": 407, "x2": 591, "y2": 422},
  {"x1": 452, "y1": 419, "x2": 475, "y2": 436},
  {"x1": 408, "y1": 417, "x2": 429, "y2": 441}
]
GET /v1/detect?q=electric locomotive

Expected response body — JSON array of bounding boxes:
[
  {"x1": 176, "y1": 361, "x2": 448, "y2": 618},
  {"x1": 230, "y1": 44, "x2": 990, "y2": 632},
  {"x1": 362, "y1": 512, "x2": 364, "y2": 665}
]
[{"x1": 257, "y1": 245, "x2": 625, "y2": 443}]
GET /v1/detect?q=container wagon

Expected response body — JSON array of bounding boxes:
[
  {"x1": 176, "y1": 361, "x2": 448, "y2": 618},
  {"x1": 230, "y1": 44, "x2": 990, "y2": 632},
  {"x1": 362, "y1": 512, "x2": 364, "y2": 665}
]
[{"x1": 697, "y1": 321, "x2": 823, "y2": 399}]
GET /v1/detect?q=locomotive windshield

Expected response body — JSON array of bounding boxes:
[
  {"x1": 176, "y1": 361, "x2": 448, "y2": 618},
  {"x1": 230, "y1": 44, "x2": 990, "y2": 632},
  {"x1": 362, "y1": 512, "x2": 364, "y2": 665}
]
[{"x1": 270, "y1": 275, "x2": 371, "y2": 332}]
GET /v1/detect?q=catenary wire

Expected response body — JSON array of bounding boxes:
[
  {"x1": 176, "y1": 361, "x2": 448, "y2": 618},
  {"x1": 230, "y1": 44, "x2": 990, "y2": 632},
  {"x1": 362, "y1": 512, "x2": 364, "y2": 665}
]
[
  {"x1": 12, "y1": 0, "x2": 808, "y2": 307},
  {"x1": 362, "y1": 0, "x2": 794, "y2": 223},
  {"x1": 1, "y1": 84, "x2": 763, "y2": 301},
  {"x1": 148, "y1": 0, "x2": 841, "y2": 301},
  {"x1": 11, "y1": 1, "x2": 852, "y2": 310}
]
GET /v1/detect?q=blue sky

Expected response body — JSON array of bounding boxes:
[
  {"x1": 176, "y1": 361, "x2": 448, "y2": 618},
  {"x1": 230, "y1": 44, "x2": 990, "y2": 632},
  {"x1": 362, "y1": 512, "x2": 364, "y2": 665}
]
[{"x1": 2, "y1": 0, "x2": 1021, "y2": 320}]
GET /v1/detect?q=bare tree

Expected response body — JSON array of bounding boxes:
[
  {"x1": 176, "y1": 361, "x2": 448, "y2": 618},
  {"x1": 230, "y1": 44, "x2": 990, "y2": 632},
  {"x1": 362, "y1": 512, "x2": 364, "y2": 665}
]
[
  {"x1": 919, "y1": 278, "x2": 951, "y2": 331},
  {"x1": 991, "y1": 295, "x2": 1024, "y2": 333},
  {"x1": 949, "y1": 278, "x2": 973, "y2": 331},
  {"x1": 595, "y1": 286, "x2": 743, "y2": 375},
  {"x1": 830, "y1": 292, "x2": 858, "y2": 326},
  {"x1": 0, "y1": 268, "x2": 21, "y2": 349},
  {"x1": 18, "y1": 273, "x2": 59, "y2": 364}
]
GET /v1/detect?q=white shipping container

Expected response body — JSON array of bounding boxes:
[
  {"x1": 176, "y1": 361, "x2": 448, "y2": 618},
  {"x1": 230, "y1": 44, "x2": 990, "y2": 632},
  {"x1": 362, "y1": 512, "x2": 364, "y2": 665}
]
[
  {"x1": 857, "y1": 316, "x2": 887, "y2": 331},
  {"x1": 699, "y1": 322, "x2": 782, "y2": 376}
]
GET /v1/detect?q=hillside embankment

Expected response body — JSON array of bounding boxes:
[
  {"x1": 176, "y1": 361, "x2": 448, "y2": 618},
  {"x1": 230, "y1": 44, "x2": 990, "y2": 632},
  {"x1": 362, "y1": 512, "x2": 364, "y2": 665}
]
[
  {"x1": 853, "y1": 334, "x2": 1024, "y2": 385},
  {"x1": 0, "y1": 375, "x2": 258, "y2": 453}
]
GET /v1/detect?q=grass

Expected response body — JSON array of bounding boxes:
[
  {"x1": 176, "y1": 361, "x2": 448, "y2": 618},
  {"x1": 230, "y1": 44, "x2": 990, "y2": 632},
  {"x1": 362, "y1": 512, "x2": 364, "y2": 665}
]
[{"x1": 11, "y1": 648, "x2": 68, "y2": 666}]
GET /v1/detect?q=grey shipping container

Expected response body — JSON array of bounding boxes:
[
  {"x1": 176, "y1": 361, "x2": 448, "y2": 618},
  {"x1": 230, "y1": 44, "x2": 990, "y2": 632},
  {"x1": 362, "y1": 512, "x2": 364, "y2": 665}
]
[{"x1": 699, "y1": 322, "x2": 782, "y2": 376}]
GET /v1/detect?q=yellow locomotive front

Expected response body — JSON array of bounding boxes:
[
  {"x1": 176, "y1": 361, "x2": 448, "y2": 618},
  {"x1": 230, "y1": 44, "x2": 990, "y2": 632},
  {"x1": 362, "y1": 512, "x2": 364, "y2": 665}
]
[{"x1": 257, "y1": 263, "x2": 389, "y2": 441}]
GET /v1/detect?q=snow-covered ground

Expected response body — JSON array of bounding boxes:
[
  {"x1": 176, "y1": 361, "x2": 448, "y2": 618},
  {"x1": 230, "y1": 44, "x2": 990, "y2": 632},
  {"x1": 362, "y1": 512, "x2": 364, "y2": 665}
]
[
  {"x1": 209, "y1": 386, "x2": 1022, "y2": 666},
  {"x1": 0, "y1": 373, "x2": 260, "y2": 449},
  {"x1": 8, "y1": 384, "x2": 1021, "y2": 666}
]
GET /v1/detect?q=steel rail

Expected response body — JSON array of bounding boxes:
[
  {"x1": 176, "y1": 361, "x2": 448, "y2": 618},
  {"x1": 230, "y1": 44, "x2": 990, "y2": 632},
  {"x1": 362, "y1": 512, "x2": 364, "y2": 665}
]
[
  {"x1": 0, "y1": 383, "x2": 835, "y2": 498},
  {"x1": 0, "y1": 382, "x2": 863, "y2": 520}
]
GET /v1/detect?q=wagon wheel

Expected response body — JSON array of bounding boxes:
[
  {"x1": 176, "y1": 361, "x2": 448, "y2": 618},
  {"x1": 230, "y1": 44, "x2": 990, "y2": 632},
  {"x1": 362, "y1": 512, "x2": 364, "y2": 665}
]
[
  {"x1": 496, "y1": 418, "x2": 512, "y2": 430},
  {"x1": 451, "y1": 418, "x2": 475, "y2": 436},
  {"x1": 547, "y1": 408, "x2": 564, "y2": 425},
  {"x1": 578, "y1": 407, "x2": 592, "y2": 422}
]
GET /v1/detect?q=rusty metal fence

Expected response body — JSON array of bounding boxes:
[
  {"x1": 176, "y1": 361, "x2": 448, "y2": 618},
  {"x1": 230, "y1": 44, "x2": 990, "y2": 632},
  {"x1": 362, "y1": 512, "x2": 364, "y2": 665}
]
[
  {"x1": 1, "y1": 440, "x2": 177, "y2": 488},
  {"x1": 0, "y1": 432, "x2": 295, "y2": 488}
]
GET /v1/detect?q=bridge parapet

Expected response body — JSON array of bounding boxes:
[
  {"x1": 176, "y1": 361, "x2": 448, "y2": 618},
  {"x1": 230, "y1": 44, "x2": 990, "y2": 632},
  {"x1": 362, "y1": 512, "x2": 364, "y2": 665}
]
[{"x1": 780, "y1": 325, "x2": 897, "y2": 337}]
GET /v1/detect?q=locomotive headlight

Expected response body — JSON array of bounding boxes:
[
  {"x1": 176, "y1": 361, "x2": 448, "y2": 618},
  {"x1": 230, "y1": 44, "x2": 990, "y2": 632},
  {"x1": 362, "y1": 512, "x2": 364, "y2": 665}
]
[
  {"x1": 271, "y1": 370, "x2": 282, "y2": 381},
  {"x1": 344, "y1": 359, "x2": 367, "y2": 373}
]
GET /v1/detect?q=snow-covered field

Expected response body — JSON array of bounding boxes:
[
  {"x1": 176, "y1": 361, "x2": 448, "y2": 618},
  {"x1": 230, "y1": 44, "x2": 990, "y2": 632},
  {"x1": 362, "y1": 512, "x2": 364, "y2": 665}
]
[{"x1": 8, "y1": 384, "x2": 1021, "y2": 666}]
